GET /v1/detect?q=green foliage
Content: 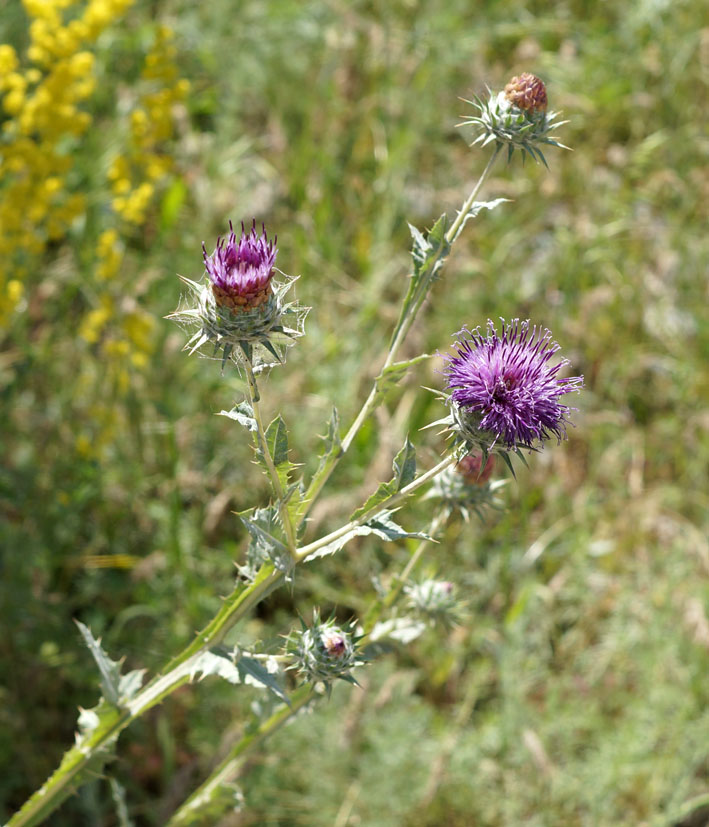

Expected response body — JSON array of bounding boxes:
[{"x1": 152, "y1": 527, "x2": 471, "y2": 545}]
[{"x1": 2, "y1": 0, "x2": 708, "y2": 824}]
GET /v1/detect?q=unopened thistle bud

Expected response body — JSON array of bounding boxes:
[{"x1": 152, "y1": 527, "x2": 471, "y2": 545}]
[
  {"x1": 456, "y1": 453, "x2": 495, "y2": 485},
  {"x1": 286, "y1": 612, "x2": 364, "y2": 688},
  {"x1": 504, "y1": 73, "x2": 547, "y2": 113},
  {"x1": 405, "y1": 579, "x2": 460, "y2": 626},
  {"x1": 168, "y1": 220, "x2": 308, "y2": 371},
  {"x1": 460, "y1": 72, "x2": 568, "y2": 165}
]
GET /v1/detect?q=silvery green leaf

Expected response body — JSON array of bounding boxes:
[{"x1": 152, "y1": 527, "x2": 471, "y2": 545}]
[
  {"x1": 315, "y1": 406, "x2": 342, "y2": 475},
  {"x1": 368, "y1": 617, "x2": 428, "y2": 645},
  {"x1": 454, "y1": 197, "x2": 510, "y2": 235},
  {"x1": 240, "y1": 506, "x2": 292, "y2": 573},
  {"x1": 219, "y1": 401, "x2": 257, "y2": 432},
  {"x1": 75, "y1": 621, "x2": 121, "y2": 706},
  {"x1": 259, "y1": 415, "x2": 295, "y2": 491},
  {"x1": 351, "y1": 438, "x2": 417, "y2": 520},
  {"x1": 188, "y1": 649, "x2": 287, "y2": 702},
  {"x1": 307, "y1": 508, "x2": 429, "y2": 561},
  {"x1": 118, "y1": 669, "x2": 146, "y2": 702}
]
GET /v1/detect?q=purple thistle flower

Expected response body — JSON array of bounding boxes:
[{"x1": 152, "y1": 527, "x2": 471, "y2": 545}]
[
  {"x1": 443, "y1": 319, "x2": 583, "y2": 451},
  {"x1": 202, "y1": 220, "x2": 277, "y2": 312}
]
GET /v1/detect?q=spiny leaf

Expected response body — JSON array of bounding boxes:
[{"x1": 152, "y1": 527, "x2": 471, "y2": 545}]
[
  {"x1": 75, "y1": 621, "x2": 122, "y2": 706},
  {"x1": 240, "y1": 506, "x2": 291, "y2": 572},
  {"x1": 259, "y1": 415, "x2": 295, "y2": 491},
  {"x1": 372, "y1": 354, "x2": 430, "y2": 406},
  {"x1": 453, "y1": 197, "x2": 510, "y2": 236},
  {"x1": 307, "y1": 509, "x2": 429, "y2": 561},
  {"x1": 188, "y1": 648, "x2": 287, "y2": 702},
  {"x1": 390, "y1": 214, "x2": 451, "y2": 348},
  {"x1": 351, "y1": 438, "x2": 417, "y2": 520},
  {"x1": 219, "y1": 401, "x2": 257, "y2": 432}
]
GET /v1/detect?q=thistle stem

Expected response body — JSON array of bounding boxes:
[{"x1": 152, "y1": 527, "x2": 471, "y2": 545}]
[
  {"x1": 166, "y1": 684, "x2": 316, "y2": 827},
  {"x1": 296, "y1": 453, "x2": 455, "y2": 562},
  {"x1": 445, "y1": 144, "x2": 501, "y2": 244},
  {"x1": 7, "y1": 563, "x2": 283, "y2": 827},
  {"x1": 243, "y1": 357, "x2": 298, "y2": 556},
  {"x1": 166, "y1": 505, "x2": 451, "y2": 827}
]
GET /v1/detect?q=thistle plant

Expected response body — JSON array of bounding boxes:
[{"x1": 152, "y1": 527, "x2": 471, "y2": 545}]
[{"x1": 8, "y1": 73, "x2": 582, "y2": 827}]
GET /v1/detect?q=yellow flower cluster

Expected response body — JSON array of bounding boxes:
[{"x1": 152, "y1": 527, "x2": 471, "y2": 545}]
[
  {"x1": 0, "y1": 0, "x2": 135, "y2": 321},
  {"x1": 108, "y1": 25, "x2": 190, "y2": 225},
  {"x1": 1, "y1": 3, "x2": 188, "y2": 461}
]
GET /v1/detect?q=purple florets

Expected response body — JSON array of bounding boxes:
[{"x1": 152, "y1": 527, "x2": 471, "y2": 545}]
[
  {"x1": 443, "y1": 319, "x2": 583, "y2": 451},
  {"x1": 202, "y1": 220, "x2": 277, "y2": 310}
]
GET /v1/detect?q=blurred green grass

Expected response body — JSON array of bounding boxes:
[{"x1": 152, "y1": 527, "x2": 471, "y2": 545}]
[{"x1": 1, "y1": 0, "x2": 708, "y2": 824}]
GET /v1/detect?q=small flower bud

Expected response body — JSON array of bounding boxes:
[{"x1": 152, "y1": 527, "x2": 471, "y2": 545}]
[
  {"x1": 456, "y1": 453, "x2": 495, "y2": 485},
  {"x1": 287, "y1": 612, "x2": 364, "y2": 687},
  {"x1": 504, "y1": 72, "x2": 547, "y2": 113},
  {"x1": 405, "y1": 579, "x2": 460, "y2": 626},
  {"x1": 461, "y1": 74, "x2": 568, "y2": 164}
]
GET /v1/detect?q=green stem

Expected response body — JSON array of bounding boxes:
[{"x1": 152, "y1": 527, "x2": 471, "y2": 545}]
[
  {"x1": 166, "y1": 506, "x2": 451, "y2": 827},
  {"x1": 444, "y1": 144, "x2": 501, "y2": 245},
  {"x1": 362, "y1": 508, "x2": 449, "y2": 635},
  {"x1": 243, "y1": 357, "x2": 298, "y2": 556},
  {"x1": 296, "y1": 453, "x2": 455, "y2": 563},
  {"x1": 6, "y1": 564, "x2": 283, "y2": 827},
  {"x1": 166, "y1": 684, "x2": 316, "y2": 827}
]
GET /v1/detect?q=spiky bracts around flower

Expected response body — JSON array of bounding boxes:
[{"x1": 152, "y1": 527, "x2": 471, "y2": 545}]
[
  {"x1": 405, "y1": 579, "x2": 460, "y2": 627},
  {"x1": 286, "y1": 612, "x2": 365, "y2": 689},
  {"x1": 424, "y1": 458, "x2": 507, "y2": 521},
  {"x1": 460, "y1": 73, "x2": 568, "y2": 165},
  {"x1": 167, "y1": 220, "x2": 308, "y2": 372},
  {"x1": 441, "y1": 319, "x2": 583, "y2": 456}
]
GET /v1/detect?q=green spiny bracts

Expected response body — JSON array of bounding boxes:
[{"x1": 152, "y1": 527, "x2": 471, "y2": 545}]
[
  {"x1": 286, "y1": 612, "x2": 364, "y2": 688},
  {"x1": 460, "y1": 74, "x2": 569, "y2": 166}
]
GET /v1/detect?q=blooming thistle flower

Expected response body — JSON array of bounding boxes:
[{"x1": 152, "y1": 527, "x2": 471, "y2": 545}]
[
  {"x1": 204, "y1": 220, "x2": 277, "y2": 311},
  {"x1": 460, "y1": 72, "x2": 568, "y2": 165},
  {"x1": 440, "y1": 319, "x2": 583, "y2": 460},
  {"x1": 168, "y1": 220, "x2": 307, "y2": 372},
  {"x1": 286, "y1": 611, "x2": 365, "y2": 690}
]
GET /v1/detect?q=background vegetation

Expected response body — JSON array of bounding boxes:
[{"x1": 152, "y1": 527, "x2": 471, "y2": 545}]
[{"x1": 1, "y1": 0, "x2": 708, "y2": 824}]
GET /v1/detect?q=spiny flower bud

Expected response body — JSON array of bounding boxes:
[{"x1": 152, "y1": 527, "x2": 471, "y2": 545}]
[
  {"x1": 456, "y1": 453, "x2": 495, "y2": 485},
  {"x1": 460, "y1": 73, "x2": 568, "y2": 165},
  {"x1": 504, "y1": 72, "x2": 547, "y2": 113},
  {"x1": 168, "y1": 220, "x2": 308, "y2": 372},
  {"x1": 405, "y1": 579, "x2": 460, "y2": 626},
  {"x1": 286, "y1": 612, "x2": 364, "y2": 688}
]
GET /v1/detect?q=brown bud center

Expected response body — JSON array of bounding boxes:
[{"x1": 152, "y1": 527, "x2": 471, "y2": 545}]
[{"x1": 504, "y1": 73, "x2": 548, "y2": 113}]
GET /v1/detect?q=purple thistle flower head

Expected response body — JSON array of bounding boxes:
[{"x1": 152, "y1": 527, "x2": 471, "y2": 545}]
[
  {"x1": 443, "y1": 319, "x2": 583, "y2": 452},
  {"x1": 202, "y1": 220, "x2": 277, "y2": 312}
]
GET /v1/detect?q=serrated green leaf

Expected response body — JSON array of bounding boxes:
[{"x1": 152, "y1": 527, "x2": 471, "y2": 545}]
[
  {"x1": 389, "y1": 214, "x2": 451, "y2": 349},
  {"x1": 351, "y1": 438, "x2": 417, "y2": 520},
  {"x1": 187, "y1": 648, "x2": 287, "y2": 701},
  {"x1": 372, "y1": 354, "x2": 430, "y2": 407},
  {"x1": 75, "y1": 621, "x2": 122, "y2": 706},
  {"x1": 240, "y1": 506, "x2": 292, "y2": 573},
  {"x1": 258, "y1": 415, "x2": 294, "y2": 491},
  {"x1": 219, "y1": 401, "x2": 257, "y2": 432},
  {"x1": 237, "y1": 656, "x2": 289, "y2": 703}
]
